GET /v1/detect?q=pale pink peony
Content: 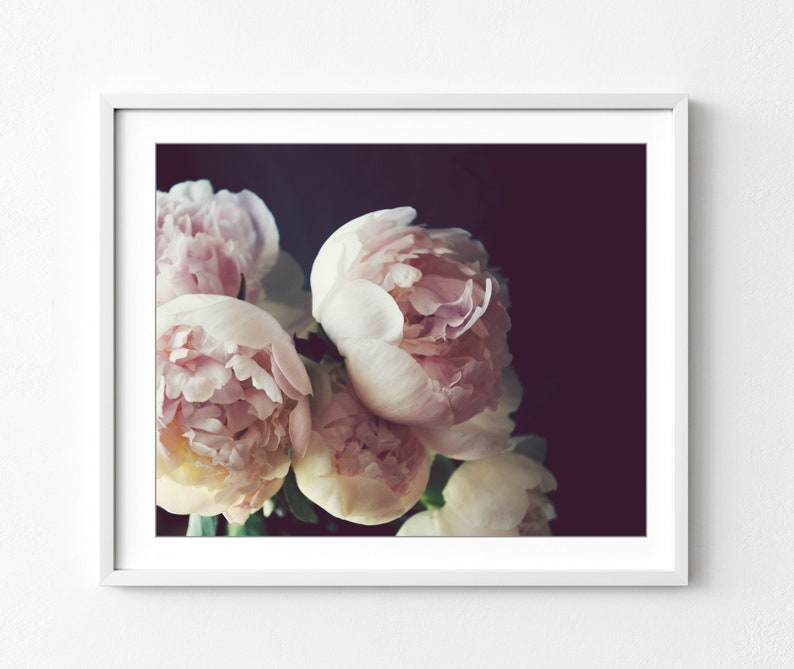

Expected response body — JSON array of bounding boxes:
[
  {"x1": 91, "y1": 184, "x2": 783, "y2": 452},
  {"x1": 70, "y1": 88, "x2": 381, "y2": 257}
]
[
  {"x1": 156, "y1": 294, "x2": 312, "y2": 525},
  {"x1": 310, "y1": 207, "x2": 513, "y2": 429},
  {"x1": 397, "y1": 447, "x2": 557, "y2": 537},
  {"x1": 292, "y1": 362, "x2": 431, "y2": 525},
  {"x1": 156, "y1": 180, "x2": 279, "y2": 306}
]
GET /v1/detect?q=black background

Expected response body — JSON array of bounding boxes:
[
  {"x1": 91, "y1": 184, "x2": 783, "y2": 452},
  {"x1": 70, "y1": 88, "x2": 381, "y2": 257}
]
[{"x1": 156, "y1": 143, "x2": 647, "y2": 537}]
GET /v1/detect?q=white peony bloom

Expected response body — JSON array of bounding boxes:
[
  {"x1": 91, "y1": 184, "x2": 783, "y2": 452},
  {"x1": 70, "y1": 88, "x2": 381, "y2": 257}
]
[{"x1": 397, "y1": 448, "x2": 557, "y2": 537}]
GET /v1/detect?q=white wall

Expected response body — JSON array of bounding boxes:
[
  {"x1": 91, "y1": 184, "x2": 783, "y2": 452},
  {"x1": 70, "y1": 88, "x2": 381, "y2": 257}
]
[{"x1": 2, "y1": 1, "x2": 792, "y2": 666}]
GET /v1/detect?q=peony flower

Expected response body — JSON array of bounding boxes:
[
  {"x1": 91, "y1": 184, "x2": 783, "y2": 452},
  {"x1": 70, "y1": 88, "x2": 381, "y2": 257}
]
[
  {"x1": 156, "y1": 293, "x2": 312, "y2": 524},
  {"x1": 397, "y1": 448, "x2": 557, "y2": 536},
  {"x1": 292, "y1": 362, "x2": 431, "y2": 525},
  {"x1": 310, "y1": 207, "x2": 513, "y2": 429},
  {"x1": 156, "y1": 180, "x2": 279, "y2": 306}
]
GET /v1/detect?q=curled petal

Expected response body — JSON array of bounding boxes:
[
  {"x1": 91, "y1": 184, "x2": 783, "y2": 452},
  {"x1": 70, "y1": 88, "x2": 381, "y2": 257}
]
[
  {"x1": 287, "y1": 396, "x2": 312, "y2": 457},
  {"x1": 311, "y1": 207, "x2": 417, "y2": 319},
  {"x1": 338, "y1": 337, "x2": 453, "y2": 427},
  {"x1": 320, "y1": 280, "x2": 405, "y2": 346},
  {"x1": 412, "y1": 367, "x2": 522, "y2": 460},
  {"x1": 167, "y1": 179, "x2": 215, "y2": 202}
]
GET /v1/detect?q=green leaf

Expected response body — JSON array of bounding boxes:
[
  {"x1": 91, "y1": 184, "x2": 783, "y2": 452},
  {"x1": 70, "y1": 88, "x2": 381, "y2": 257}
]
[
  {"x1": 421, "y1": 454, "x2": 455, "y2": 509},
  {"x1": 186, "y1": 513, "x2": 219, "y2": 536},
  {"x1": 283, "y1": 469, "x2": 318, "y2": 523},
  {"x1": 226, "y1": 511, "x2": 267, "y2": 536}
]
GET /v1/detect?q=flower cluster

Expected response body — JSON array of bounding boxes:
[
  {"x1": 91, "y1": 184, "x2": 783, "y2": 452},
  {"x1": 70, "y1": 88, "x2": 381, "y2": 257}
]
[{"x1": 156, "y1": 181, "x2": 557, "y2": 535}]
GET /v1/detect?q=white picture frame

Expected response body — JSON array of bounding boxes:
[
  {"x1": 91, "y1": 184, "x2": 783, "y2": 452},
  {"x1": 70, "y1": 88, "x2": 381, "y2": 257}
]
[{"x1": 100, "y1": 94, "x2": 688, "y2": 586}]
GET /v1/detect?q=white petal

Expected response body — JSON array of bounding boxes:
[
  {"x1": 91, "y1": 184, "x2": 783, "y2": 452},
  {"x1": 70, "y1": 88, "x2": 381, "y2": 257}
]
[
  {"x1": 287, "y1": 396, "x2": 312, "y2": 457},
  {"x1": 310, "y1": 207, "x2": 416, "y2": 318},
  {"x1": 436, "y1": 504, "x2": 519, "y2": 537},
  {"x1": 508, "y1": 438, "x2": 558, "y2": 492},
  {"x1": 156, "y1": 474, "x2": 229, "y2": 517},
  {"x1": 396, "y1": 509, "x2": 444, "y2": 536},
  {"x1": 442, "y1": 453, "x2": 549, "y2": 531},
  {"x1": 324, "y1": 206, "x2": 417, "y2": 251},
  {"x1": 271, "y1": 338, "x2": 313, "y2": 398},
  {"x1": 413, "y1": 419, "x2": 511, "y2": 461},
  {"x1": 168, "y1": 179, "x2": 214, "y2": 202},
  {"x1": 157, "y1": 294, "x2": 295, "y2": 351},
  {"x1": 397, "y1": 505, "x2": 517, "y2": 537},
  {"x1": 338, "y1": 337, "x2": 453, "y2": 427},
  {"x1": 234, "y1": 189, "x2": 280, "y2": 276},
  {"x1": 320, "y1": 280, "x2": 405, "y2": 346},
  {"x1": 498, "y1": 366, "x2": 523, "y2": 415}
]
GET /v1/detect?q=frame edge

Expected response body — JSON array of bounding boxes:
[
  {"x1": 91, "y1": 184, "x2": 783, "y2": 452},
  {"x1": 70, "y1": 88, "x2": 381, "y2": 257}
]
[
  {"x1": 101, "y1": 93, "x2": 690, "y2": 586},
  {"x1": 100, "y1": 96, "x2": 116, "y2": 584}
]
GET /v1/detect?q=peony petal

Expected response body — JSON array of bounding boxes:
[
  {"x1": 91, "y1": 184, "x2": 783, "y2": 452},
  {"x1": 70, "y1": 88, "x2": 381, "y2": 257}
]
[
  {"x1": 453, "y1": 277, "x2": 492, "y2": 338},
  {"x1": 157, "y1": 294, "x2": 297, "y2": 353},
  {"x1": 293, "y1": 430, "x2": 429, "y2": 525},
  {"x1": 181, "y1": 359, "x2": 232, "y2": 402},
  {"x1": 310, "y1": 207, "x2": 417, "y2": 318},
  {"x1": 413, "y1": 418, "x2": 511, "y2": 461},
  {"x1": 227, "y1": 355, "x2": 282, "y2": 402},
  {"x1": 320, "y1": 280, "x2": 405, "y2": 346},
  {"x1": 413, "y1": 367, "x2": 523, "y2": 459},
  {"x1": 287, "y1": 396, "x2": 312, "y2": 457},
  {"x1": 338, "y1": 337, "x2": 453, "y2": 427},
  {"x1": 509, "y1": 437, "x2": 558, "y2": 492},
  {"x1": 156, "y1": 473, "x2": 230, "y2": 517},
  {"x1": 396, "y1": 509, "x2": 444, "y2": 536},
  {"x1": 396, "y1": 505, "x2": 517, "y2": 537},
  {"x1": 271, "y1": 339, "x2": 313, "y2": 398},
  {"x1": 233, "y1": 189, "x2": 280, "y2": 276},
  {"x1": 327, "y1": 206, "x2": 417, "y2": 248},
  {"x1": 442, "y1": 453, "x2": 554, "y2": 531},
  {"x1": 167, "y1": 179, "x2": 214, "y2": 203},
  {"x1": 223, "y1": 478, "x2": 284, "y2": 526}
]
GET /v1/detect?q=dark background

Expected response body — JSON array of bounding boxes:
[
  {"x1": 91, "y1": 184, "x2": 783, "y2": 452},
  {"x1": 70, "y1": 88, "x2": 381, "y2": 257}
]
[{"x1": 156, "y1": 143, "x2": 647, "y2": 537}]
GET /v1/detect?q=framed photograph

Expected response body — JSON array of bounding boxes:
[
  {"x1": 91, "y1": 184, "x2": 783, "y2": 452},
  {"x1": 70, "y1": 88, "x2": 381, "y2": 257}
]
[{"x1": 101, "y1": 94, "x2": 688, "y2": 586}]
